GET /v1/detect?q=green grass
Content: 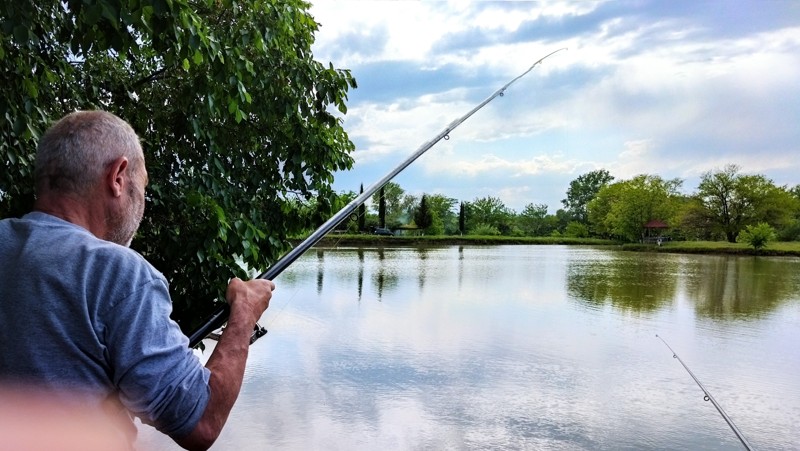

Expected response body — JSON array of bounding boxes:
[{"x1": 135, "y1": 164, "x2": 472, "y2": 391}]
[
  {"x1": 307, "y1": 233, "x2": 800, "y2": 257},
  {"x1": 313, "y1": 233, "x2": 618, "y2": 247},
  {"x1": 622, "y1": 240, "x2": 800, "y2": 256}
]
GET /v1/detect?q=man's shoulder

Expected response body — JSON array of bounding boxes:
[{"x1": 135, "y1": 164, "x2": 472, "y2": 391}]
[{"x1": 5, "y1": 211, "x2": 165, "y2": 287}]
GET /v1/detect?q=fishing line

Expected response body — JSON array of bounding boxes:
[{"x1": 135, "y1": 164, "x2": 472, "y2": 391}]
[{"x1": 656, "y1": 334, "x2": 755, "y2": 451}]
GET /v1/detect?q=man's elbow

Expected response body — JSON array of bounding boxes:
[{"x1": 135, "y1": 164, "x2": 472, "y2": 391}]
[{"x1": 174, "y1": 422, "x2": 221, "y2": 451}]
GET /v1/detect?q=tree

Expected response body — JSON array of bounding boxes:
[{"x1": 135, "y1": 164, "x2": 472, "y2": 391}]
[
  {"x1": 1, "y1": 1, "x2": 357, "y2": 331},
  {"x1": 371, "y1": 181, "x2": 409, "y2": 228},
  {"x1": 778, "y1": 185, "x2": 800, "y2": 241},
  {"x1": 553, "y1": 209, "x2": 572, "y2": 235},
  {"x1": 424, "y1": 194, "x2": 457, "y2": 234},
  {"x1": 357, "y1": 184, "x2": 366, "y2": 232},
  {"x1": 690, "y1": 165, "x2": 797, "y2": 242},
  {"x1": 737, "y1": 222, "x2": 776, "y2": 250},
  {"x1": 378, "y1": 186, "x2": 386, "y2": 228},
  {"x1": 468, "y1": 196, "x2": 513, "y2": 235},
  {"x1": 518, "y1": 203, "x2": 549, "y2": 236},
  {"x1": 587, "y1": 183, "x2": 626, "y2": 239},
  {"x1": 564, "y1": 221, "x2": 589, "y2": 238},
  {"x1": 589, "y1": 175, "x2": 682, "y2": 242},
  {"x1": 459, "y1": 202, "x2": 466, "y2": 235},
  {"x1": 562, "y1": 169, "x2": 614, "y2": 223},
  {"x1": 414, "y1": 194, "x2": 433, "y2": 231}
]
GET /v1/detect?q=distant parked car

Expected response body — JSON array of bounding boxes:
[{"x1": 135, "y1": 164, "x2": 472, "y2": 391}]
[{"x1": 373, "y1": 227, "x2": 393, "y2": 236}]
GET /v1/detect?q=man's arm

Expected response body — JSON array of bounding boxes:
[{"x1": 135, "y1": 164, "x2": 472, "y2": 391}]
[{"x1": 175, "y1": 277, "x2": 274, "y2": 451}]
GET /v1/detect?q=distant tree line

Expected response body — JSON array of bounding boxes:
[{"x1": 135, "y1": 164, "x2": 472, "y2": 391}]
[{"x1": 332, "y1": 165, "x2": 800, "y2": 244}]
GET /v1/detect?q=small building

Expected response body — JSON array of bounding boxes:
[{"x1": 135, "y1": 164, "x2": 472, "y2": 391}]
[{"x1": 643, "y1": 219, "x2": 669, "y2": 244}]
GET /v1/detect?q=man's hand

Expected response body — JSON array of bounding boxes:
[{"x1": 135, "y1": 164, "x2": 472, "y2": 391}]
[{"x1": 225, "y1": 277, "x2": 274, "y2": 325}]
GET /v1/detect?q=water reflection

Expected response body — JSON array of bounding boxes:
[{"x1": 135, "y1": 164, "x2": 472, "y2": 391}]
[
  {"x1": 566, "y1": 252, "x2": 800, "y2": 318},
  {"x1": 357, "y1": 249, "x2": 364, "y2": 302},
  {"x1": 136, "y1": 246, "x2": 800, "y2": 451},
  {"x1": 566, "y1": 252, "x2": 679, "y2": 312},
  {"x1": 416, "y1": 247, "x2": 430, "y2": 292},
  {"x1": 316, "y1": 249, "x2": 324, "y2": 295},
  {"x1": 683, "y1": 255, "x2": 800, "y2": 318}
]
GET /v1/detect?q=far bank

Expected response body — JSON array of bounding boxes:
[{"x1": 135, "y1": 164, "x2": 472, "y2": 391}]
[{"x1": 308, "y1": 234, "x2": 800, "y2": 257}]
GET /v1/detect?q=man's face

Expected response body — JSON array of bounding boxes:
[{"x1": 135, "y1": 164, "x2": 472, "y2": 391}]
[{"x1": 107, "y1": 162, "x2": 147, "y2": 247}]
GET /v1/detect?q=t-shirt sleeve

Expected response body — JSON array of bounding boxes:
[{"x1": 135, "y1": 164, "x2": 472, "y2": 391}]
[{"x1": 102, "y1": 276, "x2": 211, "y2": 439}]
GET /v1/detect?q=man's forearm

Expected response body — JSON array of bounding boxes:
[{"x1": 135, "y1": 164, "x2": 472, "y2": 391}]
[{"x1": 175, "y1": 305, "x2": 255, "y2": 450}]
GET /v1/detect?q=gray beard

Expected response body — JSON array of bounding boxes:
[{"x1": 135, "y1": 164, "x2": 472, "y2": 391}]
[{"x1": 106, "y1": 192, "x2": 144, "y2": 247}]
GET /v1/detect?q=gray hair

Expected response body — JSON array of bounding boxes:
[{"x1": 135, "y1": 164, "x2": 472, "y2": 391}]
[{"x1": 34, "y1": 110, "x2": 143, "y2": 196}]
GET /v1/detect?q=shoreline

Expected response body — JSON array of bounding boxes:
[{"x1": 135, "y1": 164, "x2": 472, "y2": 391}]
[{"x1": 307, "y1": 235, "x2": 800, "y2": 257}]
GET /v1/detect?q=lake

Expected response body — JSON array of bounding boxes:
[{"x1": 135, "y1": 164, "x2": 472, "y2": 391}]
[{"x1": 138, "y1": 245, "x2": 800, "y2": 450}]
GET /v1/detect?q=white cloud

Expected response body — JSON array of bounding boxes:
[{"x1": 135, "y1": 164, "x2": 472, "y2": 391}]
[{"x1": 312, "y1": 1, "x2": 800, "y2": 212}]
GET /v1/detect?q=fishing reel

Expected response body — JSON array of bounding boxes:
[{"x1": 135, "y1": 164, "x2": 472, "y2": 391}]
[{"x1": 206, "y1": 323, "x2": 268, "y2": 345}]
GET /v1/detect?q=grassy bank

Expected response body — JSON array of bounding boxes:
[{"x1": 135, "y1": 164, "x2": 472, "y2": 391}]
[
  {"x1": 622, "y1": 240, "x2": 800, "y2": 257},
  {"x1": 312, "y1": 234, "x2": 618, "y2": 247},
  {"x1": 308, "y1": 234, "x2": 800, "y2": 257}
]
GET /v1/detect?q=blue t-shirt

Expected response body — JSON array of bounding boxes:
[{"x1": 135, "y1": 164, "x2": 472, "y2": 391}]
[{"x1": 0, "y1": 212, "x2": 210, "y2": 439}]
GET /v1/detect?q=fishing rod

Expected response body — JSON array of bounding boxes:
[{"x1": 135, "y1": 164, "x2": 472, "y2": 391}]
[
  {"x1": 187, "y1": 48, "x2": 567, "y2": 348},
  {"x1": 655, "y1": 335, "x2": 755, "y2": 451}
]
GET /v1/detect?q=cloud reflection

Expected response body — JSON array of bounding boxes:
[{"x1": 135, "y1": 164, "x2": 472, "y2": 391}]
[{"x1": 137, "y1": 246, "x2": 800, "y2": 450}]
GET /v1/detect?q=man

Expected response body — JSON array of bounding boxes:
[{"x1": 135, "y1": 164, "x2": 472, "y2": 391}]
[{"x1": 0, "y1": 110, "x2": 274, "y2": 450}]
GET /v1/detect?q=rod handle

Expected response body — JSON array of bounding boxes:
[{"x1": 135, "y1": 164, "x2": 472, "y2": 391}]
[{"x1": 188, "y1": 303, "x2": 229, "y2": 348}]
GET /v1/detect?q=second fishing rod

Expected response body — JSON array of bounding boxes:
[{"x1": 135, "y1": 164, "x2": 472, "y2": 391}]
[{"x1": 188, "y1": 48, "x2": 567, "y2": 348}]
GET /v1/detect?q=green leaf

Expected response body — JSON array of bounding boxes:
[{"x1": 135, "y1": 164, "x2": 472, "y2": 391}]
[
  {"x1": 13, "y1": 25, "x2": 29, "y2": 44},
  {"x1": 85, "y1": 4, "x2": 102, "y2": 25}
]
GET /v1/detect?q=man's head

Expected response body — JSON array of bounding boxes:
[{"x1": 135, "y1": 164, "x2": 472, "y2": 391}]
[{"x1": 34, "y1": 111, "x2": 147, "y2": 246}]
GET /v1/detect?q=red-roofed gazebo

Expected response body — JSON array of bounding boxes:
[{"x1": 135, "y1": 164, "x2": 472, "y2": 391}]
[
  {"x1": 644, "y1": 219, "x2": 668, "y2": 229},
  {"x1": 643, "y1": 219, "x2": 669, "y2": 244}
]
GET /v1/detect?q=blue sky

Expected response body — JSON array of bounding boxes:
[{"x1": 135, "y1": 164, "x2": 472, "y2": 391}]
[{"x1": 308, "y1": 0, "x2": 800, "y2": 213}]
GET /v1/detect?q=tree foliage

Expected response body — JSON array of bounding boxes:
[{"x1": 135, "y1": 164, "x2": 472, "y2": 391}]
[
  {"x1": 424, "y1": 194, "x2": 457, "y2": 234},
  {"x1": 414, "y1": 194, "x2": 433, "y2": 231},
  {"x1": 1, "y1": 0, "x2": 357, "y2": 331},
  {"x1": 564, "y1": 221, "x2": 589, "y2": 238},
  {"x1": 518, "y1": 203, "x2": 550, "y2": 236},
  {"x1": 458, "y1": 202, "x2": 466, "y2": 235},
  {"x1": 588, "y1": 174, "x2": 682, "y2": 242},
  {"x1": 737, "y1": 222, "x2": 776, "y2": 250},
  {"x1": 371, "y1": 181, "x2": 414, "y2": 228},
  {"x1": 357, "y1": 184, "x2": 366, "y2": 232},
  {"x1": 687, "y1": 165, "x2": 798, "y2": 242},
  {"x1": 562, "y1": 169, "x2": 614, "y2": 223},
  {"x1": 467, "y1": 196, "x2": 513, "y2": 234}
]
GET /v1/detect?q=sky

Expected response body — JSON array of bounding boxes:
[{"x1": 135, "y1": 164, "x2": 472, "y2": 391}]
[{"x1": 307, "y1": 0, "x2": 800, "y2": 214}]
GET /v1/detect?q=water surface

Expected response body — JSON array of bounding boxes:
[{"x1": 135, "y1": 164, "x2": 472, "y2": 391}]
[{"x1": 138, "y1": 245, "x2": 800, "y2": 450}]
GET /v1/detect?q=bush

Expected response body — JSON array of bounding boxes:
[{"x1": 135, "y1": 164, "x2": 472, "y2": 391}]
[
  {"x1": 777, "y1": 219, "x2": 800, "y2": 242},
  {"x1": 469, "y1": 224, "x2": 501, "y2": 236},
  {"x1": 564, "y1": 221, "x2": 589, "y2": 238},
  {"x1": 737, "y1": 222, "x2": 776, "y2": 250}
]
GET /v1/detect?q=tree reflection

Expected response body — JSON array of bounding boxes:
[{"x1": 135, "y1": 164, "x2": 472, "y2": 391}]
[
  {"x1": 567, "y1": 252, "x2": 800, "y2": 317},
  {"x1": 566, "y1": 254, "x2": 679, "y2": 312},
  {"x1": 357, "y1": 249, "x2": 364, "y2": 302},
  {"x1": 371, "y1": 248, "x2": 399, "y2": 301},
  {"x1": 416, "y1": 247, "x2": 430, "y2": 291},
  {"x1": 683, "y1": 256, "x2": 800, "y2": 318},
  {"x1": 316, "y1": 249, "x2": 324, "y2": 295}
]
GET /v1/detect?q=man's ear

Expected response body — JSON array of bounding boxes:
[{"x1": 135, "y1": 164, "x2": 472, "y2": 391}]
[{"x1": 106, "y1": 157, "x2": 129, "y2": 198}]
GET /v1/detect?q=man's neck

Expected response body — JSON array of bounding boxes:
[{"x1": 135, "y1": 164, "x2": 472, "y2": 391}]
[{"x1": 34, "y1": 194, "x2": 104, "y2": 239}]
